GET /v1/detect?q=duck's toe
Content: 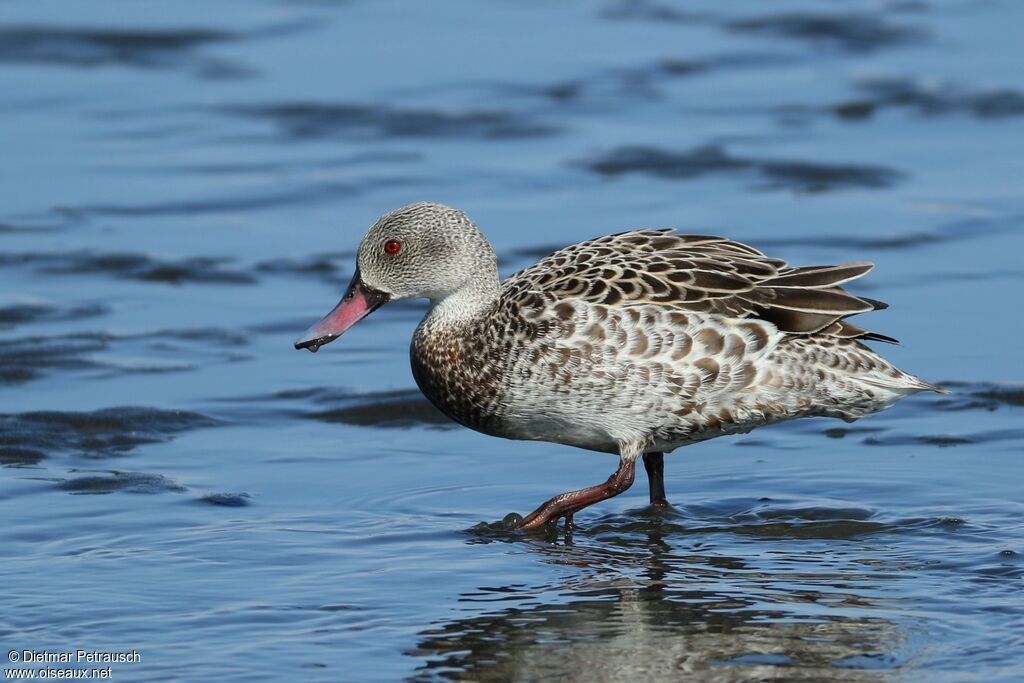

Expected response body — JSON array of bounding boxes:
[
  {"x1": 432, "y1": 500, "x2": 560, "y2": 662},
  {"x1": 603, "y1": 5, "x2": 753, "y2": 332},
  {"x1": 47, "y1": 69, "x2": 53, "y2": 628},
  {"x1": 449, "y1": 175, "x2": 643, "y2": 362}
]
[{"x1": 501, "y1": 512, "x2": 524, "y2": 529}]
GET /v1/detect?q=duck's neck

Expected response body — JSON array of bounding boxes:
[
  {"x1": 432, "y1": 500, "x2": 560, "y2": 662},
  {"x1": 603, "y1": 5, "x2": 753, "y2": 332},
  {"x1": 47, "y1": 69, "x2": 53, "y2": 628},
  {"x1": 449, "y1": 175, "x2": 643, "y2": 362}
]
[
  {"x1": 411, "y1": 272, "x2": 503, "y2": 436},
  {"x1": 424, "y1": 275, "x2": 500, "y2": 331}
]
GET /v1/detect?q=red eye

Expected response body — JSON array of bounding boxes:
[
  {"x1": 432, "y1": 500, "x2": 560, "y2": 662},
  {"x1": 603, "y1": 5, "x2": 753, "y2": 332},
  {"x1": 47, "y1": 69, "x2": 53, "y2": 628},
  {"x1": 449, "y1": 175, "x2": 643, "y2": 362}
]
[{"x1": 384, "y1": 240, "x2": 401, "y2": 255}]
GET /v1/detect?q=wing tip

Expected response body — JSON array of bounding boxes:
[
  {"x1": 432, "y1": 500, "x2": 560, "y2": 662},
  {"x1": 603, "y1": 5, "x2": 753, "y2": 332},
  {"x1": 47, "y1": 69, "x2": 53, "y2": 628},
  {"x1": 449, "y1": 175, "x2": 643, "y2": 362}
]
[
  {"x1": 859, "y1": 330, "x2": 900, "y2": 344},
  {"x1": 908, "y1": 377, "x2": 950, "y2": 395},
  {"x1": 857, "y1": 296, "x2": 888, "y2": 312}
]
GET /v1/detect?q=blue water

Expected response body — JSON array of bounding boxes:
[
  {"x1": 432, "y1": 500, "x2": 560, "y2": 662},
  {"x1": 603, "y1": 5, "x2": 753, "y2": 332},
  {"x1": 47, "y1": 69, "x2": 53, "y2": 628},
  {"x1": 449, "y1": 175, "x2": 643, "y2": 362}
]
[{"x1": 2, "y1": 1, "x2": 1023, "y2": 680}]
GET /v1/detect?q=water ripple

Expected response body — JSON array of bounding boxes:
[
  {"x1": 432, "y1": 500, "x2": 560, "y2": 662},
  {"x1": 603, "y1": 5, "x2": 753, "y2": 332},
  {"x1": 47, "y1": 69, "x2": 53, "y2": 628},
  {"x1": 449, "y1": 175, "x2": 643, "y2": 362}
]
[{"x1": 585, "y1": 144, "x2": 903, "y2": 192}]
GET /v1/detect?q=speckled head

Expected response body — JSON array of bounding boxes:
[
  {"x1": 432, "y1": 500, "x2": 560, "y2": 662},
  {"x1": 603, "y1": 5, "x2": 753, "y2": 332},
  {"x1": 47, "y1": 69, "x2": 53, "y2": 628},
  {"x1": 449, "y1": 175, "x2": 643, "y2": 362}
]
[
  {"x1": 356, "y1": 202, "x2": 497, "y2": 302},
  {"x1": 294, "y1": 202, "x2": 498, "y2": 352}
]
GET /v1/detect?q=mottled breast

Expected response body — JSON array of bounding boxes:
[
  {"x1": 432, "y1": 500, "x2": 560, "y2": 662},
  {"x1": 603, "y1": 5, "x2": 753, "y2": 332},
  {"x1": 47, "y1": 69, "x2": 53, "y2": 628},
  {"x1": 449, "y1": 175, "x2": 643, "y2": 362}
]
[{"x1": 410, "y1": 314, "x2": 508, "y2": 436}]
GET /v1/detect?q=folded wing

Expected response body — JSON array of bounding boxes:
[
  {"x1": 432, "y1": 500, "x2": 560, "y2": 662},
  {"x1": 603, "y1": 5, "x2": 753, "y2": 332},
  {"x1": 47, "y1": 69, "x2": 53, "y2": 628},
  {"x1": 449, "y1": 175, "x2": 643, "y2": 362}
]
[{"x1": 504, "y1": 229, "x2": 895, "y2": 342}]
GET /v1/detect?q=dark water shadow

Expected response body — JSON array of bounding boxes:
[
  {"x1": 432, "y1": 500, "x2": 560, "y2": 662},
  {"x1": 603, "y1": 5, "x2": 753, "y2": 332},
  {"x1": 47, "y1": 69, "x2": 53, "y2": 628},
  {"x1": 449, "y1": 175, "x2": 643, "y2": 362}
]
[
  {"x1": 57, "y1": 469, "x2": 188, "y2": 494},
  {"x1": 0, "y1": 302, "x2": 108, "y2": 329},
  {"x1": 601, "y1": 3, "x2": 927, "y2": 54},
  {"x1": 254, "y1": 252, "x2": 350, "y2": 284},
  {"x1": 938, "y1": 383, "x2": 1024, "y2": 410},
  {"x1": 222, "y1": 102, "x2": 558, "y2": 141},
  {"x1": 0, "y1": 25, "x2": 233, "y2": 67},
  {"x1": 0, "y1": 448, "x2": 46, "y2": 467},
  {"x1": 841, "y1": 382, "x2": 1024, "y2": 449},
  {"x1": 497, "y1": 51, "x2": 800, "y2": 112},
  {"x1": 0, "y1": 220, "x2": 66, "y2": 234},
  {"x1": 222, "y1": 387, "x2": 453, "y2": 430},
  {"x1": 0, "y1": 332, "x2": 108, "y2": 385},
  {"x1": 584, "y1": 145, "x2": 903, "y2": 192},
  {"x1": 0, "y1": 250, "x2": 255, "y2": 284},
  {"x1": 502, "y1": 212, "x2": 1015, "y2": 270},
  {"x1": 811, "y1": 384, "x2": 1024, "y2": 448},
  {"x1": 0, "y1": 327, "x2": 248, "y2": 387},
  {"x1": 0, "y1": 406, "x2": 218, "y2": 458},
  {"x1": 307, "y1": 390, "x2": 451, "y2": 429},
  {"x1": 0, "y1": 25, "x2": 256, "y2": 79},
  {"x1": 133, "y1": 151, "x2": 422, "y2": 177},
  {"x1": 833, "y1": 78, "x2": 1024, "y2": 121},
  {"x1": 726, "y1": 12, "x2": 927, "y2": 53},
  {"x1": 0, "y1": 206, "x2": 89, "y2": 233},
  {"x1": 754, "y1": 214, "x2": 1021, "y2": 252},
  {"x1": 0, "y1": 21, "x2": 315, "y2": 78},
  {"x1": 74, "y1": 172, "x2": 421, "y2": 218},
  {"x1": 600, "y1": 0, "x2": 713, "y2": 24},
  {"x1": 197, "y1": 492, "x2": 252, "y2": 507}
]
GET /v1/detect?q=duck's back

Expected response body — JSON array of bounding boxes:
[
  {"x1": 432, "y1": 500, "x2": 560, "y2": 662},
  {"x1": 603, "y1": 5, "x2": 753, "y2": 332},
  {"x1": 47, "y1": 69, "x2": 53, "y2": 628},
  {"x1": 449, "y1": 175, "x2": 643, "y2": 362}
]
[{"x1": 413, "y1": 230, "x2": 941, "y2": 454}]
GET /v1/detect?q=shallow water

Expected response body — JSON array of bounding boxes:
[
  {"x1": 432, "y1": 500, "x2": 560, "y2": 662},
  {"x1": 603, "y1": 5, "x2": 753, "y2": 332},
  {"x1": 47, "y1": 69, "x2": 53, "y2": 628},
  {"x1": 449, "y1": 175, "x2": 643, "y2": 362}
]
[{"x1": 1, "y1": 0, "x2": 1022, "y2": 681}]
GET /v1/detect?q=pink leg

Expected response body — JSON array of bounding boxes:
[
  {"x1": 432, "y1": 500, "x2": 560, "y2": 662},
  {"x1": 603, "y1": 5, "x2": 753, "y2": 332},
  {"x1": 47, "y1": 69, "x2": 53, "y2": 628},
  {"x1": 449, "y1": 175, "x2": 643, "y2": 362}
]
[{"x1": 516, "y1": 459, "x2": 636, "y2": 530}]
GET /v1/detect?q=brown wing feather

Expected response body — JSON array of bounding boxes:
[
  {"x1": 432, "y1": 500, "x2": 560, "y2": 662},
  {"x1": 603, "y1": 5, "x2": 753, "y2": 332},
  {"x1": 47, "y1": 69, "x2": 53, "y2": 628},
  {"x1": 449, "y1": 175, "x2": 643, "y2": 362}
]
[{"x1": 504, "y1": 229, "x2": 894, "y2": 341}]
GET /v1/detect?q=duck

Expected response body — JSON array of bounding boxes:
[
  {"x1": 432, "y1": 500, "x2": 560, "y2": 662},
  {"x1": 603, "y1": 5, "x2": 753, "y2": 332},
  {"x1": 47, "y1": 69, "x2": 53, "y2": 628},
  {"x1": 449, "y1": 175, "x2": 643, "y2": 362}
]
[{"x1": 295, "y1": 202, "x2": 944, "y2": 530}]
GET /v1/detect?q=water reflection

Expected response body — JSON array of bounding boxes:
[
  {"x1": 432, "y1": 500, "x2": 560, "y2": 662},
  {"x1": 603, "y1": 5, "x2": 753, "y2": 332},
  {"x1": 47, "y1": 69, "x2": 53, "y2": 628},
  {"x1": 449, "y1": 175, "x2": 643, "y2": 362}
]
[{"x1": 412, "y1": 513, "x2": 911, "y2": 681}]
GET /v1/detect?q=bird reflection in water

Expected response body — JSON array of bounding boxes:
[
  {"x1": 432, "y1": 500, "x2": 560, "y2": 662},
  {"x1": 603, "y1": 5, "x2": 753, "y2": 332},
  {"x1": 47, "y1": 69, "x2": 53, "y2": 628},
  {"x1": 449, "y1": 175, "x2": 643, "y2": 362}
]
[{"x1": 409, "y1": 509, "x2": 909, "y2": 681}]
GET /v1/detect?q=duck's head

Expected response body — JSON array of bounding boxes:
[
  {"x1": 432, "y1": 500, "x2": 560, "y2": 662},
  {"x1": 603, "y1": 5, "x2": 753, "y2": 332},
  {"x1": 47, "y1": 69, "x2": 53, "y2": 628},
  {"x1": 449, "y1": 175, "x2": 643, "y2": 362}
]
[{"x1": 294, "y1": 201, "x2": 496, "y2": 352}]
